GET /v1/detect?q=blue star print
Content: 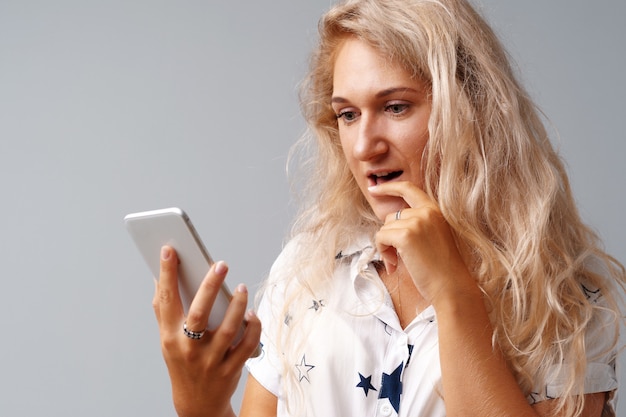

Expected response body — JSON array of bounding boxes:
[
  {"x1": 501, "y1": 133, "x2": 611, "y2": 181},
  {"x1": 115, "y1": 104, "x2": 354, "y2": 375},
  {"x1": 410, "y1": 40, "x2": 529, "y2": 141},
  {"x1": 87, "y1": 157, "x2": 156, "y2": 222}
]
[
  {"x1": 379, "y1": 363, "x2": 403, "y2": 413},
  {"x1": 406, "y1": 344, "x2": 414, "y2": 366},
  {"x1": 356, "y1": 373, "x2": 377, "y2": 396}
]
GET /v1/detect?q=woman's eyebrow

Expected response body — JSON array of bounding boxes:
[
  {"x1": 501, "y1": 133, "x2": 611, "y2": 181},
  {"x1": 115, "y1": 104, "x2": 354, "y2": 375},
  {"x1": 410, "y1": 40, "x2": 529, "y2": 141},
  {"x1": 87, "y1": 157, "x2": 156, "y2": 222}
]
[
  {"x1": 331, "y1": 87, "x2": 419, "y2": 104},
  {"x1": 375, "y1": 87, "x2": 419, "y2": 98},
  {"x1": 330, "y1": 96, "x2": 348, "y2": 104}
]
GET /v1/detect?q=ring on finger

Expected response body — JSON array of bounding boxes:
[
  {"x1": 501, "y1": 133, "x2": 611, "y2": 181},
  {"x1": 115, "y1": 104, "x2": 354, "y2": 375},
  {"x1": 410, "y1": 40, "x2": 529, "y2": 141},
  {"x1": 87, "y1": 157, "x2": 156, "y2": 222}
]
[
  {"x1": 183, "y1": 321, "x2": 206, "y2": 340},
  {"x1": 395, "y1": 210, "x2": 402, "y2": 221}
]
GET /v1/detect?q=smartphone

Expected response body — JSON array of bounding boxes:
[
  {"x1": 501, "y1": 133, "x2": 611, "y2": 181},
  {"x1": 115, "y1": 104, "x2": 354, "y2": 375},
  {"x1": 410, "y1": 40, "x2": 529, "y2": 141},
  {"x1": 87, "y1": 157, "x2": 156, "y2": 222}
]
[{"x1": 124, "y1": 207, "x2": 245, "y2": 343}]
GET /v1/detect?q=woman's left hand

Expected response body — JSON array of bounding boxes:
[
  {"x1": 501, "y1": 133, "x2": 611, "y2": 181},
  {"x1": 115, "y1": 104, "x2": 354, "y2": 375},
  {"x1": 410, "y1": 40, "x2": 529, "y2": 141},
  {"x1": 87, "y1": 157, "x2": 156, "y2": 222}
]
[{"x1": 369, "y1": 181, "x2": 476, "y2": 307}]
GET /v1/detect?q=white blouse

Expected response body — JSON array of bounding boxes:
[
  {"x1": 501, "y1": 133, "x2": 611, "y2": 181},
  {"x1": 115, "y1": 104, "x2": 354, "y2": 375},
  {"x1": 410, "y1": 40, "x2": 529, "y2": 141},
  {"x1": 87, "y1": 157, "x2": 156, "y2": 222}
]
[{"x1": 246, "y1": 237, "x2": 618, "y2": 416}]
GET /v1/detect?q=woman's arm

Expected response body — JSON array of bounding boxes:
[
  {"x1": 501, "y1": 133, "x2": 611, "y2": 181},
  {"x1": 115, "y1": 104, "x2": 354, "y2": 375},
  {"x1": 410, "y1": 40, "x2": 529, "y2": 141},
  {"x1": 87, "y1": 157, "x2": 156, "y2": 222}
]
[
  {"x1": 370, "y1": 182, "x2": 607, "y2": 417},
  {"x1": 240, "y1": 374, "x2": 278, "y2": 417},
  {"x1": 436, "y1": 280, "x2": 608, "y2": 417},
  {"x1": 434, "y1": 275, "x2": 535, "y2": 416}
]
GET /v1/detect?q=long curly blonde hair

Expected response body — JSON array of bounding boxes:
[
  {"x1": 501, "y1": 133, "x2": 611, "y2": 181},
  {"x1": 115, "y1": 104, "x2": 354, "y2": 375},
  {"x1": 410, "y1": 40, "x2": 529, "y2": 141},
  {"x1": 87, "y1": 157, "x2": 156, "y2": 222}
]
[{"x1": 269, "y1": 0, "x2": 624, "y2": 415}]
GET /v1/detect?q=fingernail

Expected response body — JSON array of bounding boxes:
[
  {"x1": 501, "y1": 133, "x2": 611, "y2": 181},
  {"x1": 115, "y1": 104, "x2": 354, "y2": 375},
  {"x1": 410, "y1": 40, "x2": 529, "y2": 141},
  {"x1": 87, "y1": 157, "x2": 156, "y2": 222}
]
[
  {"x1": 161, "y1": 246, "x2": 170, "y2": 260},
  {"x1": 214, "y1": 260, "x2": 228, "y2": 275},
  {"x1": 236, "y1": 283, "x2": 248, "y2": 294},
  {"x1": 245, "y1": 309, "x2": 256, "y2": 320}
]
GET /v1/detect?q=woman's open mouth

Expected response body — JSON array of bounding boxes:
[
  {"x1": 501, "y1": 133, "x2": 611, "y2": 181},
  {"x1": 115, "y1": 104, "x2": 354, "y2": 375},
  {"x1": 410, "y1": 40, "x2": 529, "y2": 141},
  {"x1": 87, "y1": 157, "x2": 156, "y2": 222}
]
[{"x1": 368, "y1": 171, "x2": 403, "y2": 186}]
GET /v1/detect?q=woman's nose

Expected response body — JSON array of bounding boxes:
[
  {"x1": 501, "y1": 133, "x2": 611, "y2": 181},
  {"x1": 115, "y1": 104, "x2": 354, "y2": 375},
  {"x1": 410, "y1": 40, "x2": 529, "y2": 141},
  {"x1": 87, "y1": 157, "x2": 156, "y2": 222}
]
[{"x1": 352, "y1": 114, "x2": 388, "y2": 161}]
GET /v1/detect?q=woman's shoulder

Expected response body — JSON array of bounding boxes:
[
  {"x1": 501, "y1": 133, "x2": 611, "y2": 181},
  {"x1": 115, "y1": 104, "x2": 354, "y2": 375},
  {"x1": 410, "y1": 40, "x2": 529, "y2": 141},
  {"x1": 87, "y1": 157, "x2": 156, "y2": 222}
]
[{"x1": 266, "y1": 233, "x2": 310, "y2": 278}]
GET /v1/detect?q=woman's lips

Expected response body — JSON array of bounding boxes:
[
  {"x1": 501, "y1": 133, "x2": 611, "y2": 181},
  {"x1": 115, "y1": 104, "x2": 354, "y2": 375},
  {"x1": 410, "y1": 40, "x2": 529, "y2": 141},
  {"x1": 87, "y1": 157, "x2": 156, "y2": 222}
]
[{"x1": 367, "y1": 171, "x2": 403, "y2": 186}]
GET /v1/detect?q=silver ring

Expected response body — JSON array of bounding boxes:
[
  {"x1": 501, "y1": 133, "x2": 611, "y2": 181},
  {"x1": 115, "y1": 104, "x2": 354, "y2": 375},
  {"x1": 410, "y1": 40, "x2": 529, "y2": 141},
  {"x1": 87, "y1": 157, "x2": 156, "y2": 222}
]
[
  {"x1": 395, "y1": 210, "x2": 402, "y2": 220},
  {"x1": 183, "y1": 322, "x2": 205, "y2": 340}
]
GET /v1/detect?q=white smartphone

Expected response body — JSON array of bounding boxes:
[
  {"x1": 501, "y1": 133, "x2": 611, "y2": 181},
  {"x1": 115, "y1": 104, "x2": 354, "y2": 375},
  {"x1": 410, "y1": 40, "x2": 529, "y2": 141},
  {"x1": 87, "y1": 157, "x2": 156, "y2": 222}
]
[{"x1": 124, "y1": 207, "x2": 244, "y2": 343}]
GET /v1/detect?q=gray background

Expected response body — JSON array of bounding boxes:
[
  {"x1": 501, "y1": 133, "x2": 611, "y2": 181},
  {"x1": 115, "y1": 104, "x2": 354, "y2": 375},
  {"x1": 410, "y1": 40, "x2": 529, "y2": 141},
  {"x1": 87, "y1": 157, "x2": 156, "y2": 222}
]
[{"x1": 0, "y1": 1, "x2": 624, "y2": 416}]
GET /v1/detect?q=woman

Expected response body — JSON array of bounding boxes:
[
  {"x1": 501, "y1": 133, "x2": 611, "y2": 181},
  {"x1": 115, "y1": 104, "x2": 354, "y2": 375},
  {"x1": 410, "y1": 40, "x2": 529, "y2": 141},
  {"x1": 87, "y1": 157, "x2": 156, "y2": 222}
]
[{"x1": 153, "y1": 0, "x2": 624, "y2": 416}]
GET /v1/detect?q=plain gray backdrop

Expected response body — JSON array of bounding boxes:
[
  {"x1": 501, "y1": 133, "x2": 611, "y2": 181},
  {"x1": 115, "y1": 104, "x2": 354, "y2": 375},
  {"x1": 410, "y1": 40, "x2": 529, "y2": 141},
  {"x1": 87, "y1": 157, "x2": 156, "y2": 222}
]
[{"x1": 1, "y1": 1, "x2": 624, "y2": 416}]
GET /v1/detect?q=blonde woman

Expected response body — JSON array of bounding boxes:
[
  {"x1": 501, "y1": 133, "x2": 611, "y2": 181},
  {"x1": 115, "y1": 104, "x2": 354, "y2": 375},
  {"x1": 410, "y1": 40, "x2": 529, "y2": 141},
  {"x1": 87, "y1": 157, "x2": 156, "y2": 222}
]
[{"x1": 153, "y1": 0, "x2": 624, "y2": 416}]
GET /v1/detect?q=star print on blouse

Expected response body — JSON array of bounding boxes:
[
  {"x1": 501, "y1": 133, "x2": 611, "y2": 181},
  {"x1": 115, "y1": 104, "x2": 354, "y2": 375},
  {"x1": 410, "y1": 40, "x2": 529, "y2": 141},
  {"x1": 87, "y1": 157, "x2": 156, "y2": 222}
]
[
  {"x1": 296, "y1": 354, "x2": 315, "y2": 383},
  {"x1": 406, "y1": 344, "x2": 414, "y2": 366},
  {"x1": 309, "y1": 299, "x2": 325, "y2": 311},
  {"x1": 356, "y1": 373, "x2": 377, "y2": 397},
  {"x1": 528, "y1": 392, "x2": 541, "y2": 405},
  {"x1": 581, "y1": 284, "x2": 601, "y2": 303},
  {"x1": 378, "y1": 363, "x2": 403, "y2": 413}
]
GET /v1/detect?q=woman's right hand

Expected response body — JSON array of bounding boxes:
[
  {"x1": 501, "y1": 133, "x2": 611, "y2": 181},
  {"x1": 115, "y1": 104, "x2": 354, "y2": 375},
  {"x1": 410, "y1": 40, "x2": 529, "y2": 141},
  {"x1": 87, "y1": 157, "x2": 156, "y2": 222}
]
[{"x1": 153, "y1": 246, "x2": 262, "y2": 417}]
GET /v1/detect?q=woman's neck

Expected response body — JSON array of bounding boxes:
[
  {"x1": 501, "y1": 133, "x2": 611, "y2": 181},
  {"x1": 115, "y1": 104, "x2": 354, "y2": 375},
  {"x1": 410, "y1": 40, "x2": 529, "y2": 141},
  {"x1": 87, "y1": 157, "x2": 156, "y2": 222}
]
[{"x1": 375, "y1": 261, "x2": 429, "y2": 329}]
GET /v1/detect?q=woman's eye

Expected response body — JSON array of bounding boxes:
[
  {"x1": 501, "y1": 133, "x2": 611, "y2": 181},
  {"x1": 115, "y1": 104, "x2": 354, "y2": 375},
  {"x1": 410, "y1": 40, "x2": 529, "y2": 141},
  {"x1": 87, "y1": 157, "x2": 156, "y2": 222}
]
[
  {"x1": 336, "y1": 110, "x2": 359, "y2": 123},
  {"x1": 386, "y1": 103, "x2": 409, "y2": 115}
]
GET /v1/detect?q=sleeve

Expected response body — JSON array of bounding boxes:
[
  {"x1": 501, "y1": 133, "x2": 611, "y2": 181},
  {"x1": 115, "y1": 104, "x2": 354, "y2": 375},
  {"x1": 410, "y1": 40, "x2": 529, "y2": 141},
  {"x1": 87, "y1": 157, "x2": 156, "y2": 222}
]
[
  {"x1": 245, "y1": 237, "x2": 301, "y2": 398},
  {"x1": 244, "y1": 283, "x2": 284, "y2": 397},
  {"x1": 527, "y1": 289, "x2": 619, "y2": 415}
]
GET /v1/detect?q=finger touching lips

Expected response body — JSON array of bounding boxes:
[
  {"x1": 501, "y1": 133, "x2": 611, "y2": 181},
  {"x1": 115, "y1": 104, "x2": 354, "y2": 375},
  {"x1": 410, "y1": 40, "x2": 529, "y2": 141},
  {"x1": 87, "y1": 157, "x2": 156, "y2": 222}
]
[{"x1": 368, "y1": 181, "x2": 429, "y2": 207}]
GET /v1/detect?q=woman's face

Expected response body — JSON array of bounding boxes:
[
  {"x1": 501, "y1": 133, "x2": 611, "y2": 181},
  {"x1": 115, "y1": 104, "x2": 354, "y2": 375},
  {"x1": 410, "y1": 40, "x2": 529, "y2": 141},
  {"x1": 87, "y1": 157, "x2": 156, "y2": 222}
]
[{"x1": 331, "y1": 37, "x2": 432, "y2": 221}]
